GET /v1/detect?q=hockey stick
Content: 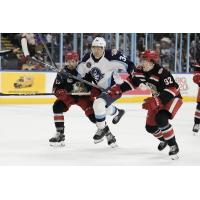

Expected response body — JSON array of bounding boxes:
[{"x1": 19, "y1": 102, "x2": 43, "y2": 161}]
[
  {"x1": 31, "y1": 57, "x2": 105, "y2": 91},
  {"x1": 0, "y1": 92, "x2": 91, "y2": 96},
  {"x1": 37, "y1": 34, "x2": 106, "y2": 92},
  {"x1": 37, "y1": 33, "x2": 58, "y2": 69}
]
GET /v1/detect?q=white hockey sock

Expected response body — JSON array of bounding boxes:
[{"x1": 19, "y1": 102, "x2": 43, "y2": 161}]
[
  {"x1": 106, "y1": 105, "x2": 118, "y2": 116},
  {"x1": 93, "y1": 98, "x2": 107, "y2": 129}
]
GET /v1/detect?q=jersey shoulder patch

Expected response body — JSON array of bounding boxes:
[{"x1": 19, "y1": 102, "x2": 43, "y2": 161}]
[
  {"x1": 111, "y1": 49, "x2": 118, "y2": 56},
  {"x1": 158, "y1": 68, "x2": 164, "y2": 74}
]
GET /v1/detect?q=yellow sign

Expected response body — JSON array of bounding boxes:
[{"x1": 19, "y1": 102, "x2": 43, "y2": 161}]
[{"x1": 1, "y1": 72, "x2": 45, "y2": 94}]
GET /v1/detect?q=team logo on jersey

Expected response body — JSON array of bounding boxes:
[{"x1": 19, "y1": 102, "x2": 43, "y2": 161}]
[
  {"x1": 86, "y1": 62, "x2": 92, "y2": 68},
  {"x1": 90, "y1": 67, "x2": 104, "y2": 83}
]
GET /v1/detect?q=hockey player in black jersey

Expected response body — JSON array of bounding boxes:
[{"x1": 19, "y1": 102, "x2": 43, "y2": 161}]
[
  {"x1": 192, "y1": 62, "x2": 200, "y2": 135},
  {"x1": 49, "y1": 51, "x2": 122, "y2": 147},
  {"x1": 108, "y1": 50, "x2": 183, "y2": 160},
  {"x1": 77, "y1": 37, "x2": 135, "y2": 144}
]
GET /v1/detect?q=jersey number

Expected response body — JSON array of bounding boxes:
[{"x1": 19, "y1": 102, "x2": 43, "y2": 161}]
[
  {"x1": 119, "y1": 56, "x2": 126, "y2": 62},
  {"x1": 164, "y1": 77, "x2": 173, "y2": 85}
]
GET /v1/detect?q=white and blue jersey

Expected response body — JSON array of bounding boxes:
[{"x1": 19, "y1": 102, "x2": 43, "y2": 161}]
[{"x1": 77, "y1": 49, "x2": 135, "y2": 90}]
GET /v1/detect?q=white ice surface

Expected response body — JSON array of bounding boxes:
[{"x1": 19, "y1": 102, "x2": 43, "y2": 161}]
[{"x1": 0, "y1": 102, "x2": 199, "y2": 165}]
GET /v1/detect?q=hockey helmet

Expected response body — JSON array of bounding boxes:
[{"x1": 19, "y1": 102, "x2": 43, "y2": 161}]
[
  {"x1": 140, "y1": 50, "x2": 159, "y2": 63},
  {"x1": 92, "y1": 37, "x2": 106, "y2": 48},
  {"x1": 65, "y1": 51, "x2": 79, "y2": 61}
]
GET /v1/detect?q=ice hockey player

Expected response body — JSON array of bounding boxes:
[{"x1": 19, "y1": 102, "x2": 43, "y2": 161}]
[
  {"x1": 77, "y1": 37, "x2": 135, "y2": 144},
  {"x1": 49, "y1": 51, "x2": 123, "y2": 147},
  {"x1": 108, "y1": 50, "x2": 183, "y2": 160},
  {"x1": 192, "y1": 62, "x2": 200, "y2": 135}
]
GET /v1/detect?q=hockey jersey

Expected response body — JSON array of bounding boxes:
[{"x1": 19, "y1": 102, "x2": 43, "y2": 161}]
[
  {"x1": 77, "y1": 49, "x2": 135, "y2": 90},
  {"x1": 53, "y1": 67, "x2": 91, "y2": 94},
  {"x1": 121, "y1": 63, "x2": 182, "y2": 105}
]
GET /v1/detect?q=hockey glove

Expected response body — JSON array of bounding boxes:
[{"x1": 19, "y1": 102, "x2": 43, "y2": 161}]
[
  {"x1": 107, "y1": 84, "x2": 122, "y2": 98},
  {"x1": 55, "y1": 89, "x2": 69, "y2": 101},
  {"x1": 142, "y1": 97, "x2": 163, "y2": 111}
]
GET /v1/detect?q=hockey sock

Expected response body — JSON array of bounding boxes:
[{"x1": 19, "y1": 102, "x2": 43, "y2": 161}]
[
  {"x1": 93, "y1": 98, "x2": 107, "y2": 129},
  {"x1": 160, "y1": 124, "x2": 176, "y2": 146},
  {"x1": 54, "y1": 113, "x2": 64, "y2": 130},
  {"x1": 106, "y1": 105, "x2": 117, "y2": 116},
  {"x1": 194, "y1": 103, "x2": 200, "y2": 124},
  {"x1": 152, "y1": 129, "x2": 165, "y2": 141}
]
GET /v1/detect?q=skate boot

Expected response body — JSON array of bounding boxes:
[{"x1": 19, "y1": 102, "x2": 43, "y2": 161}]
[
  {"x1": 49, "y1": 127, "x2": 65, "y2": 147},
  {"x1": 106, "y1": 132, "x2": 118, "y2": 148},
  {"x1": 158, "y1": 141, "x2": 167, "y2": 151},
  {"x1": 93, "y1": 129, "x2": 104, "y2": 144},
  {"x1": 193, "y1": 123, "x2": 200, "y2": 135},
  {"x1": 112, "y1": 109, "x2": 125, "y2": 124},
  {"x1": 169, "y1": 143, "x2": 179, "y2": 160},
  {"x1": 93, "y1": 125, "x2": 110, "y2": 143}
]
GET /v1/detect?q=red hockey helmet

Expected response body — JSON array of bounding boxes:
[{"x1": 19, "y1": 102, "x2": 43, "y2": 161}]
[
  {"x1": 65, "y1": 51, "x2": 79, "y2": 61},
  {"x1": 140, "y1": 50, "x2": 159, "y2": 63}
]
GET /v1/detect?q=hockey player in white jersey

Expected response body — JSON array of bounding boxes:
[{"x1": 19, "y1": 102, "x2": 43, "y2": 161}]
[{"x1": 77, "y1": 37, "x2": 135, "y2": 145}]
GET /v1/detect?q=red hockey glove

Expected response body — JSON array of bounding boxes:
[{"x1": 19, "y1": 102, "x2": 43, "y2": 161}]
[
  {"x1": 90, "y1": 87, "x2": 101, "y2": 98},
  {"x1": 193, "y1": 73, "x2": 200, "y2": 86},
  {"x1": 107, "y1": 84, "x2": 122, "y2": 98},
  {"x1": 142, "y1": 97, "x2": 163, "y2": 111},
  {"x1": 55, "y1": 89, "x2": 69, "y2": 101}
]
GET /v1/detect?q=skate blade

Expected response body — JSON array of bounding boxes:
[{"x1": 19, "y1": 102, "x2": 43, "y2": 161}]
[
  {"x1": 94, "y1": 138, "x2": 104, "y2": 144},
  {"x1": 109, "y1": 143, "x2": 118, "y2": 148},
  {"x1": 50, "y1": 141, "x2": 65, "y2": 147},
  {"x1": 170, "y1": 154, "x2": 179, "y2": 160},
  {"x1": 193, "y1": 131, "x2": 200, "y2": 136}
]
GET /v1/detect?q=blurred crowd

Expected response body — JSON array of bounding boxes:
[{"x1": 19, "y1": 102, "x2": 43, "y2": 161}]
[{"x1": 0, "y1": 33, "x2": 200, "y2": 72}]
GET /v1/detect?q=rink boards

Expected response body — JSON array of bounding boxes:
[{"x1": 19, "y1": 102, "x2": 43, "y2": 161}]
[{"x1": 0, "y1": 71, "x2": 197, "y2": 104}]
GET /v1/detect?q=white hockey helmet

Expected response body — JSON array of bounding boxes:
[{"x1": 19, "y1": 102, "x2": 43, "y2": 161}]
[{"x1": 92, "y1": 37, "x2": 106, "y2": 48}]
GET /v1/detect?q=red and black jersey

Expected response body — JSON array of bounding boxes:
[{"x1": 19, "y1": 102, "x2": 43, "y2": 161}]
[
  {"x1": 121, "y1": 63, "x2": 182, "y2": 105},
  {"x1": 53, "y1": 67, "x2": 78, "y2": 93},
  {"x1": 53, "y1": 66, "x2": 93, "y2": 93}
]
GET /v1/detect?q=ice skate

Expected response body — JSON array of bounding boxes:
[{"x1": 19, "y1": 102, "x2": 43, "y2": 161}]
[
  {"x1": 106, "y1": 133, "x2": 118, "y2": 148},
  {"x1": 93, "y1": 129, "x2": 104, "y2": 144},
  {"x1": 193, "y1": 124, "x2": 200, "y2": 136},
  {"x1": 112, "y1": 109, "x2": 125, "y2": 124},
  {"x1": 158, "y1": 141, "x2": 167, "y2": 151},
  {"x1": 49, "y1": 128, "x2": 65, "y2": 147},
  {"x1": 93, "y1": 125, "x2": 110, "y2": 143},
  {"x1": 169, "y1": 143, "x2": 179, "y2": 160}
]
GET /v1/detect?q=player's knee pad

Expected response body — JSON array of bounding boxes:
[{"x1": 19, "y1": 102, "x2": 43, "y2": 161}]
[
  {"x1": 87, "y1": 113, "x2": 96, "y2": 124},
  {"x1": 145, "y1": 125, "x2": 159, "y2": 134},
  {"x1": 93, "y1": 98, "x2": 106, "y2": 113},
  {"x1": 53, "y1": 100, "x2": 68, "y2": 113},
  {"x1": 155, "y1": 110, "x2": 169, "y2": 127}
]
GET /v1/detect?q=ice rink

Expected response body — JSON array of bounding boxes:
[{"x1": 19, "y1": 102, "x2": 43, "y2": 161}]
[{"x1": 0, "y1": 102, "x2": 200, "y2": 165}]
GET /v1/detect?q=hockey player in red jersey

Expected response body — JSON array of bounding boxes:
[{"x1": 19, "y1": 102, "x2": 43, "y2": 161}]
[
  {"x1": 49, "y1": 51, "x2": 122, "y2": 147},
  {"x1": 108, "y1": 50, "x2": 183, "y2": 159},
  {"x1": 49, "y1": 51, "x2": 95, "y2": 146},
  {"x1": 192, "y1": 63, "x2": 200, "y2": 135}
]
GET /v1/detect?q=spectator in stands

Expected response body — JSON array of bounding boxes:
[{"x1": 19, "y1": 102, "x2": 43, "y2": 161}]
[{"x1": 160, "y1": 37, "x2": 172, "y2": 70}]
